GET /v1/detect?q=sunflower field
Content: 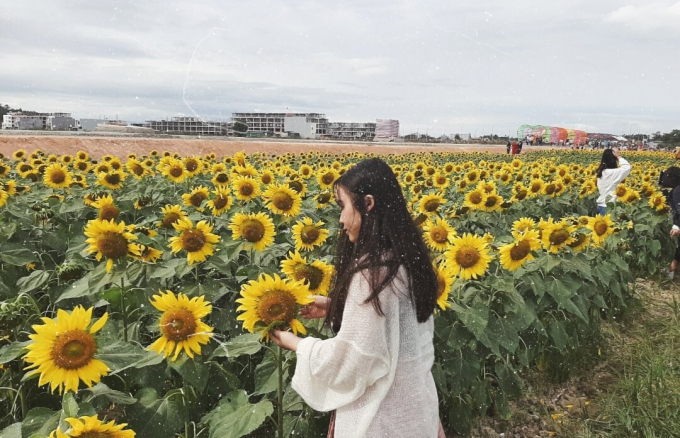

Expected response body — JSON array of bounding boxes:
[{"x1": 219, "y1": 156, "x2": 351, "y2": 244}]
[{"x1": 0, "y1": 148, "x2": 675, "y2": 437}]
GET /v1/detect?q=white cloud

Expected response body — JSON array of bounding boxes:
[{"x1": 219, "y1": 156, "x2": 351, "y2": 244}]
[{"x1": 605, "y1": 2, "x2": 680, "y2": 34}]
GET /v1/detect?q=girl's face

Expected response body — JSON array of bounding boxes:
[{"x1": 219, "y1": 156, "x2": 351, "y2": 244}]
[{"x1": 337, "y1": 186, "x2": 362, "y2": 243}]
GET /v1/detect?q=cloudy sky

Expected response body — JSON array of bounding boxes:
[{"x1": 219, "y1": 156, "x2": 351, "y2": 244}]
[{"x1": 1, "y1": 0, "x2": 679, "y2": 136}]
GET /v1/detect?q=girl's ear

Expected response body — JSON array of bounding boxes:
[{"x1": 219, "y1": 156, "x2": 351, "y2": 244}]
[{"x1": 364, "y1": 195, "x2": 375, "y2": 212}]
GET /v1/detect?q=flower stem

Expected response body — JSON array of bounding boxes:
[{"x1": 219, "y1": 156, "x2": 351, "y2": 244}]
[
  {"x1": 121, "y1": 275, "x2": 128, "y2": 343},
  {"x1": 277, "y1": 346, "x2": 284, "y2": 438}
]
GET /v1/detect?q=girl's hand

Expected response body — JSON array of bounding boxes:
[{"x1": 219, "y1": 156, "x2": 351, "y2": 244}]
[
  {"x1": 270, "y1": 329, "x2": 301, "y2": 351},
  {"x1": 299, "y1": 295, "x2": 330, "y2": 319}
]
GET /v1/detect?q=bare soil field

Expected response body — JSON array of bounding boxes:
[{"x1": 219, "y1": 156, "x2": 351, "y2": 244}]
[{"x1": 0, "y1": 134, "x2": 552, "y2": 159}]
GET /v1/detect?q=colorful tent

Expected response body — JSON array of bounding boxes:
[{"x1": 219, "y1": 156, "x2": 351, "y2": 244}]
[{"x1": 517, "y1": 125, "x2": 588, "y2": 146}]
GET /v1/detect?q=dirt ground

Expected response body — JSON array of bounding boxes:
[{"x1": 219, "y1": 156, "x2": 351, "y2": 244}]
[{"x1": 0, "y1": 134, "x2": 552, "y2": 159}]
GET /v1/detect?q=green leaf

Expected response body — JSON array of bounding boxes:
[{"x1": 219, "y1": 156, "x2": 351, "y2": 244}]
[
  {"x1": 0, "y1": 341, "x2": 29, "y2": 365},
  {"x1": 204, "y1": 390, "x2": 274, "y2": 438},
  {"x1": 0, "y1": 249, "x2": 36, "y2": 266},
  {"x1": 548, "y1": 320, "x2": 569, "y2": 351},
  {"x1": 169, "y1": 354, "x2": 210, "y2": 393},
  {"x1": 211, "y1": 333, "x2": 262, "y2": 359},
  {"x1": 148, "y1": 258, "x2": 184, "y2": 280},
  {"x1": 547, "y1": 277, "x2": 586, "y2": 322},
  {"x1": 20, "y1": 407, "x2": 60, "y2": 438},
  {"x1": 485, "y1": 317, "x2": 519, "y2": 354},
  {"x1": 62, "y1": 392, "x2": 78, "y2": 418},
  {"x1": 56, "y1": 276, "x2": 90, "y2": 302},
  {"x1": 81, "y1": 383, "x2": 137, "y2": 405},
  {"x1": 254, "y1": 351, "x2": 285, "y2": 395},
  {"x1": 17, "y1": 270, "x2": 50, "y2": 293},
  {"x1": 128, "y1": 389, "x2": 186, "y2": 438},
  {"x1": 649, "y1": 239, "x2": 661, "y2": 257},
  {"x1": 0, "y1": 423, "x2": 21, "y2": 438},
  {"x1": 451, "y1": 303, "x2": 489, "y2": 339},
  {"x1": 98, "y1": 341, "x2": 165, "y2": 373}
]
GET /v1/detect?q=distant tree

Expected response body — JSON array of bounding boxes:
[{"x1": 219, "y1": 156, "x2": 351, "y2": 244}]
[{"x1": 232, "y1": 121, "x2": 249, "y2": 137}]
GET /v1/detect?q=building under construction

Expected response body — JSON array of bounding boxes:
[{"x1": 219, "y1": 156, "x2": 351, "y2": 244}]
[
  {"x1": 231, "y1": 112, "x2": 328, "y2": 137},
  {"x1": 145, "y1": 116, "x2": 231, "y2": 135}
]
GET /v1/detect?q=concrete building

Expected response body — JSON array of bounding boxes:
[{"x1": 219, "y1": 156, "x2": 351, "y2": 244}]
[
  {"x1": 375, "y1": 119, "x2": 400, "y2": 139},
  {"x1": 2, "y1": 112, "x2": 75, "y2": 131},
  {"x1": 232, "y1": 112, "x2": 328, "y2": 137},
  {"x1": 145, "y1": 116, "x2": 230, "y2": 135},
  {"x1": 46, "y1": 113, "x2": 77, "y2": 131},
  {"x1": 80, "y1": 119, "x2": 109, "y2": 132},
  {"x1": 326, "y1": 122, "x2": 376, "y2": 140}
]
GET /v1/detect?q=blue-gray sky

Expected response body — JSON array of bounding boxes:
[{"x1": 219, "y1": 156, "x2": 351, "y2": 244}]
[{"x1": 1, "y1": 0, "x2": 679, "y2": 136}]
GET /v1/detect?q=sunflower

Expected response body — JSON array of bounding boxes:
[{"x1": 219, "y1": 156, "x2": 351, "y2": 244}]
[
  {"x1": 317, "y1": 168, "x2": 340, "y2": 190},
  {"x1": 125, "y1": 159, "x2": 147, "y2": 179},
  {"x1": 92, "y1": 194, "x2": 120, "y2": 222},
  {"x1": 418, "y1": 193, "x2": 446, "y2": 216},
  {"x1": 481, "y1": 193, "x2": 503, "y2": 212},
  {"x1": 568, "y1": 233, "x2": 590, "y2": 252},
  {"x1": 541, "y1": 221, "x2": 576, "y2": 253},
  {"x1": 84, "y1": 219, "x2": 141, "y2": 273},
  {"x1": 528, "y1": 179, "x2": 545, "y2": 197},
  {"x1": 3, "y1": 180, "x2": 16, "y2": 195},
  {"x1": 23, "y1": 306, "x2": 109, "y2": 394},
  {"x1": 74, "y1": 159, "x2": 92, "y2": 172},
  {"x1": 298, "y1": 164, "x2": 313, "y2": 179},
  {"x1": 422, "y1": 217, "x2": 456, "y2": 252},
  {"x1": 147, "y1": 290, "x2": 213, "y2": 361},
  {"x1": 97, "y1": 170, "x2": 126, "y2": 190},
  {"x1": 512, "y1": 217, "x2": 536, "y2": 235},
  {"x1": 133, "y1": 196, "x2": 152, "y2": 210},
  {"x1": 649, "y1": 191, "x2": 667, "y2": 211},
  {"x1": 236, "y1": 273, "x2": 313, "y2": 339},
  {"x1": 206, "y1": 187, "x2": 233, "y2": 216},
  {"x1": 182, "y1": 186, "x2": 210, "y2": 211},
  {"x1": 157, "y1": 204, "x2": 187, "y2": 229},
  {"x1": 0, "y1": 189, "x2": 8, "y2": 208},
  {"x1": 464, "y1": 169, "x2": 480, "y2": 184},
  {"x1": 162, "y1": 159, "x2": 188, "y2": 183},
  {"x1": 280, "y1": 251, "x2": 335, "y2": 296},
  {"x1": 588, "y1": 214, "x2": 614, "y2": 246},
  {"x1": 498, "y1": 230, "x2": 541, "y2": 271},
  {"x1": 183, "y1": 156, "x2": 203, "y2": 176},
  {"x1": 229, "y1": 212, "x2": 276, "y2": 251},
  {"x1": 50, "y1": 415, "x2": 135, "y2": 438},
  {"x1": 212, "y1": 171, "x2": 230, "y2": 187},
  {"x1": 291, "y1": 217, "x2": 329, "y2": 251},
  {"x1": 168, "y1": 218, "x2": 220, "y2": 265},
  {"x1": 12, "y1": 149, "x2": 27, "y2": 161},
  {"x1": 463, "y1": 188, "x2": 487, "y2": 210},
  {"x1": 75, "y1": 151, "x2": 89, "y2": 161},
  {"x1": 262, "y1": 184, "x2": 302, "y2": 217},
  {"x1": 44, "y1": 163, "x2": 73, "y2": 189},
  {"x1": 127, "y1": 224, "x2": 158, "y2": 238},
  {"x1": 434, "y1": 263, "x2": 455, "y2": 310},
  {"x1": 287, "y1": 178, "x2": 307, "y2": 197},
  {"x1": 445, "y1": 233, "x2": 492, "y2": 280},
  {"x1": 232, "y1": 176, "x2": 261, "y2": 202},
  {"x1": 259, "y1": 169, "x2": 276, "y2": 186},
  {"x1": 93, "y1": 163, "x2": 112, "y2": 174}
]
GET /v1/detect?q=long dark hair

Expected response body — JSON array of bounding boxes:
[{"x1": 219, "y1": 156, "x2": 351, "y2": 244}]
[
  {"x1": 596, "y1": 149, "x2": 618, "y2": 178},
  {"x1": 325, "y1": 158, "x2": 438, "y2": 332}
]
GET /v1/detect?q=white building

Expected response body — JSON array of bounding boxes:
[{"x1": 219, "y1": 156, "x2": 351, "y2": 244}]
[
  {"x1": 232, "y1": 112, "x2": 328, "y2": 137},
  {"x1": 283, "y1": 116, "x2": 324, "y2": 139},
  {"x1": 375, "y1": 119, "x2": 399, "y2": 139},
  {"x1": 80, "y1": 119, "x2": 109, "y2": 132},
  {"x1": 2, "y1": 112, "x2": 75, "y2": 131}
]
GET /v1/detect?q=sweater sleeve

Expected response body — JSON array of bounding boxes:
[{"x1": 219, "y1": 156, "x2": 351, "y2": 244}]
[
  {"x1": 612, "y1": 157, "x2": 632, "y2": 183},
  {"x1": 291, "y1": 270, "x2": 396, "y2": 412},
  {"x1": 672, "y1": 187, "x2": 680, "y2": 229}
]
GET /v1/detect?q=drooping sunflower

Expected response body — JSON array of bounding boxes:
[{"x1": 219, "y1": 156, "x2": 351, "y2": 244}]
[
  {"x1": 162, "y1": 159, "x2": 188, "y2": 183},
  {"x1": 125, "y1": 159, "x2": 147, "y2": 179},
  {"x1": 317, "y1": 168, "x2": 340, "y2": 190},
  {"x1": 280, "y1": 251, "x2": 335, "y2": 296},
  {"x1": 50, "y1": 415, "x2": 135, "y2": 438},
  {"x1": 44, "y1": 163, "x2": 73, "y2": 189},
  {"x1": 232, "y1": 176, "x2": 261, "y2": 202},
  {"x1": 84, "y1": 219, "x2": 141, "y2": 273},
  {"x1": 147, "y1": 290, "x2": 213, "y2": 361},
  {"x1": 236, "y1": 273, "x2": 313, "y2": 339},
  {"x1": 157, "y1": 204, "x2": 186, "y2": 229},
  {"x1": 262, "y1": 184, "x2": 302, "y2": 217},
  {"x1": 498, "y1": 230, "x2": 541, "y2": 271},
  {"x1": 0, "y1": 189, "x2": 8, "y2": 208},
  {"x1": 422, "y1": 217, "x2": 456, "y2": 252},
  {"x1": 168, "y1": 218, "x2": 220, "y2": 265},
  {"x1": 434, "y1": 263, "x2": 455, "y2": 310},
  {"x1": 463, "y1": 188, "x2": 487, "y2": 210},
  {"x1": 512, "y1": 217, "x2": 536, "y2": 235},
  {"x1": 133, "y1": 244, "x2": 163, "y2": 263},
  {"x1": 315, "y1": 190, "x2": 333, "y2": 209},
  {"x1": 229, "y1": 212, "x2": 276, "y2": 251},
  {"x1": 206, "y1": 187, "x2": 233, "y2": 216},
  {"x1": 445, "y1": 233, "x2": 492, "y2": 280},
  {"x1": 23, "y1": 306, "x2": 109, "y2": 394},
  {"x1": 588, "y1": 214, "x2": 615, "y2": 246},
  {"x1": 418, "y1": 193, "x2": 446, "y2": 216},
  {"x1": 291, "y1": 217, "x2": 329, "y2": 251},
  {"x1": 12, "y1": 149, "x2": 27, "y2": 161},
  {"x1": 568, "y1": 232, "x2": 590, "y2": 252},
  {"x1": 92, "y1": 194, "x2": 120, "y2": 222},
  {"x1": 541, "y1": 221, "x2": 576, "y2": 253},
  {"x1": 182, "y1": 186, "x2": 210, "y2": 211},
  {"x1": 97, "y1": 170, "x2": 126, "y2": 190}
]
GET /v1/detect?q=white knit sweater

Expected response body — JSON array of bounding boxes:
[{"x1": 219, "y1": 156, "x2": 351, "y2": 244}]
[
  {"x1": 596, "y1": 156, "x2": 632, "y2": 207},
  {"x1": 292, "y1": 267, "x2": 439, "y2": 438}
]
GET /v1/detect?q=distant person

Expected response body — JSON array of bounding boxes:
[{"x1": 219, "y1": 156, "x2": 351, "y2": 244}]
[
  {"x1": 506, "y1": 141, "x2": 511, "y2": 154},
  {"x1": 511, "y1": 141, "x2": 518, "y2": 155},
  {"x1": 517, "y1": 141, "x2": 523, "y2": 154},
  {"x1": 596, "y1": 148, "x2": 631, "y2": 216}
]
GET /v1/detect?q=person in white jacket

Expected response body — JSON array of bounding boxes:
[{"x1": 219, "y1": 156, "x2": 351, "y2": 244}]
[
  {"x1": 596, "y1": 147, "x2": 631, "y2": 216},
  {"x1": 271, "y1": 158, "x2": 444, "y2": 438}
]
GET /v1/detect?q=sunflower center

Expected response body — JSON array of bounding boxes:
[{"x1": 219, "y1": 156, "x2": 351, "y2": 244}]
[
  {"x1": 170, "y1": 166, "x2": 183, "y2": 178},
  {"x1": 162, "y1": 213, "x2": 181, "y2": 228},
  {"x1": 484, "y1": 196, "x2": 498, "y2": 208},
  {"x1": 653, "y1": 197, "x2": 662, "y2": 206},
  {"x1": 292, "y1": 263, "x2": 324, "y2": 290},
  {"x1": 509, "y1": 240, "x2": 532, "y2": 261},
  {"x1": 548, "y1": 229, "x2": 570, "y2": 245},
  {"x1": 50, "y1": 330, "x2": 96, "y2": 370},
  {"x1": 105, "y1": 173, "x2": 121, "y2": 185},
  {"x1": 531, "y1": 183, "x2": 541, "y2": 192},
  {"x1": 256, "y1": 289, "x2": 297, "y2": 326},
  {"x1": 239, "y1": 183, "x2": 254, "y2": 196},
  {"x1": 455, "y1": 246, "x2": 481, "y2": 269},
  {"x1": 131, "y1": 163, "x2": 144, "y2": 176},
  {"x1": 215, "y1": 173, "x2": 229, "y2": 183},
  {"x1": 242, "y1": 219, "x2": 265, "y2": 242},
  {"x1": 569, "y1": 233, "x2": 587, "y2": 248},
  {"x1": 271, "y1": 192, "x2": 294, "y2": 211},
  {"x1": 469, "y1": 192, "x2": 483, "y2": 204},
  {"x1": 213, "y1": 195, "x2": 229, "y2": 210},
  {"x1": 317, "y1": 192, "x2": 331, "y2": 204},
  {"x1": 50, "y1": 170, "x2": 66, "y2": 184},
  {"x1": 436, "y1": 176, "x2": 447, "y2": 185},
  {"x1": 430, "y1": 226, "x2": 448, "y2": 244},
  {"x1": 423, "y1": 199, "x2": 441, "y2": 212},
  {"x1": 189, "y1": 192, "x2": 207, "y2": 207},
  {"x1": 185, "y1": 159, "x2": 199, "y2": 172},
  {"x1": 19, "y1": 164, "x2": 32, "y2": 173},
  {"x1": 97, "y1": 232, "x2": 129, "y2": 259},
  {"x1": 160, "y1": 308, "x2": 197, "y2": 342},
  {"x1": 436, "y1": 275, "x2": 446, "y2": 298},
  {"x1": 181, "y1": 229, "x2": 206, "y2": 252},
  {"x1": 616, "y1": 187, "x2": 626, "y2": 197},
  {"x1": 80, "y1": 431, "x2": 111, "y2": 438},
  {"x1": 515, "y1": 189, "x2": 528, "y2": 200},
  {"x1": 288, "y1": 180, "x2": 303, "y2": 193},
  {"x1": 99, "y1": 205, "x2": 120, "y2": 221},
  {"x1": 593, "y1": 220, "x2": 609, "y2": 236},
  {"x1": 544, "y1": 184, "x2": 556, "y2": 195},
  {"x1": 76, "y1": 162, "x2": 88, "y2": 171},
  {"x1": 321, "y1": 173, "x2": 335, "y2": 185},
  {"x1": 300, "y1": 225, "x2": 321, "y2": 244}
]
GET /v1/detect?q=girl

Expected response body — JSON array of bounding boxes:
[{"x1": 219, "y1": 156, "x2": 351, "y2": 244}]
[
  {"x1": 660, "y1": 166, "x2": 680, "y2": 279},
  {"x1": 270, "y1": 158, "x2": 443, "y2": 437},
  {"x1": 596, "y1": 148, "x2": 631, "y2": 216}
]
